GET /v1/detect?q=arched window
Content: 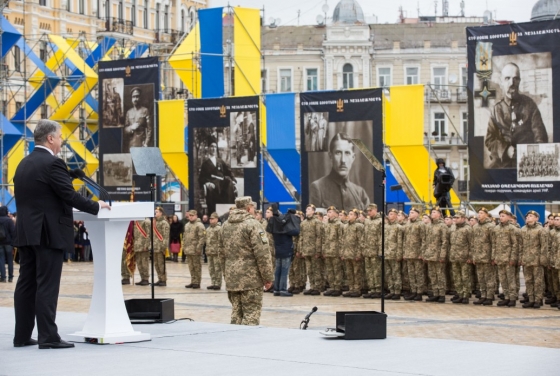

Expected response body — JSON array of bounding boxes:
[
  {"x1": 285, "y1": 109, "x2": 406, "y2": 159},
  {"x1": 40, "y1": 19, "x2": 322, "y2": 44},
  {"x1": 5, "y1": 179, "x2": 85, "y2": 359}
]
[{"x1": 343, "y1": 63, "x2": 353, "y2": 89}]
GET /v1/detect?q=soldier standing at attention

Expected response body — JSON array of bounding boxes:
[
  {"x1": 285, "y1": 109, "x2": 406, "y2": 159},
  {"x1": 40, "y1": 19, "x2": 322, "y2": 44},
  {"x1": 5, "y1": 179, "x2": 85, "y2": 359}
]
[
  {"x1": 263, "y1": 207, "x2": 275, "y2": 292},
  {"x1": 546, "y1": 214, "x2": 559, "y2": 306},
  {"x1": 449, "y1": 211, "x2": 473, "y2": 304},
  {"x1": 520, "y1": 210, "x2": 548, "y2": 308},
  {"x1": 322, "y1": 206, "x2": 344, "y2": 297},
  {"x1": 183, "y1": 210, "x2": 206, "y2": 289},
  {"x1": 472, "y1": 208, "x2": 496, "y2": 306},
  {"x1": 222, "y1": 197, "x2": 273, "y2": 325},
  {"x1": 289, "y1": 211, "x2": 306, "y2": 294},
  {"x1": 551, "y1": 214, "x2": 560, "y2": 308},
  {"x1": 423, "y1": 207, "x2": 449, "y2": 303},
  {"x1": 300, "y1": 204, "x2": 323, "y2": 296},
  {"x1": 384, "y1": 209, "x2": 404, "y2": 300},
  {"x1": 403, "y1": 208, "x2": 425, "y2": 301},
  {"x1": 341, "y1": 209, "x2": 364, "y2": 298},
  {"x1": 147, "y1": 207, "x2": 170, "y2": 286},
  {"x1": 362, "y1": 204, "x2": 382, "y2": 299},
  {"x1": 134, "y1": 218, "x2": 150, "y2": 286},
  {"x1": 492, "y1": 210, "x2": 519, "y2": 307},
  {"x1": 397, "y1": 211, "x2": 410, "y2": 296},
  {"x1": 205, "y1": 213, "x2": 223, "y2": 290}
]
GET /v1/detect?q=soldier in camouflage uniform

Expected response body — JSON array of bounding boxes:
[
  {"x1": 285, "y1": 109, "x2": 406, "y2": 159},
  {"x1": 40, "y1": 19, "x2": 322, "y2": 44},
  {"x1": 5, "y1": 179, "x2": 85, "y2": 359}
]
[
  {"x1": 289, "y1": 211, "x2": 306, "y2": 293},
  {"x1": 552, "y1": 215, "x2": 560, "y2": 308},
  {"x1": 363, "y1": 204, "x2": 383, "y2": 299},
  {"x1": 403, "y1": 207, "x2": 425, "y2": 301},
  {"x1": 205, "y1": 212, "x2": 223, "y2": 290},
  {"x1": 133, "y1": 218, "x2": 150, "y2": 286},
  {"x1": 300, "y1": 204, "x2": 323, "y2": 296},
  {"x1": 546, "y1": 215, "x2": 559, "y2": 306},
  {"x1": 263, "y1": 207, "x2": 275, "y2": 291},
  {"x1": 472, "y1": 208, "x2": 496, "y2": 305},
  {"x1": 341, "y1": 209, "x2": 365, "y2": 297},
  {"x1": 323, "y1": 206, "x2": 344, "y2": 296},
  {"x1": 491, "y1": 210, "x2": 519, "y2": 307},
  {"x1": 183, "y1": 209, "x2": 206, "y2": 289},
  {"x1": 397, "y1": 211, "x2": 410, "y2": 294},
  {"x1": 520, "y1": 210, "x2": 548, "y2": 308},
  {"x1": 449, "y1": 211, "x2": 473, "y2": 304},
  {"x1": 222, "y1": 196, "x2": 273, "y2": 325},
  {"x1": 121, "y1": 249, "x2": 131, "y2": 285},
  {"x1": 423, "y1": 207, "x2": 449, "y2": 303},
  {"x1": 384, "y1": 209, "x2": 404, "y2": 300},
  {"x1": 146, "y1": 207, "x2": 170, "y2": 286}
]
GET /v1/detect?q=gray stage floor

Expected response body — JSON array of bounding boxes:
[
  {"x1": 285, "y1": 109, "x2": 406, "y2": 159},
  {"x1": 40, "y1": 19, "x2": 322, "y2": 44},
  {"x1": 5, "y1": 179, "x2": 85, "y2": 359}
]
[{"x1": 0, "y1": 307, "x2": 558, "y2": 376}]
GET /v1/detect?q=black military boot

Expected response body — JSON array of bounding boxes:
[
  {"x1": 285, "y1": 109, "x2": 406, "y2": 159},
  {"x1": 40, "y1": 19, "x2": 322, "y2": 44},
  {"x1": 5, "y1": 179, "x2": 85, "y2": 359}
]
[
  {"x1": 533, "y1": 300, "x2": 542, "y2": 309},
  {"x1": 136, "y1": 280, "x2": 149, "y2": 286},
  {"x1": 330, "y1": 290, "x2": 342, "y2": 297},
  {"x1": 384, "y1": 293, "x2": 394, "y2": 299},
  {"x1": 392, "y1": 294, "x2": 401, "y2": 300},
  {"x1": 122, "y1": 279, "x2": 130, "y2": 285},
  {"x1": 414, "y1": 294, "x2": 423, "y2": 301},
  {"x1": 292, "y1": 288, "x2": 302, "y2": 294},
  {"x1": 288, "y1": 286, "x2": 295, "y2": 293},
  {"x1": 545, "y1": 296, "x2": 557, "y2": 305},
  {"x1": 462, "y1": 298, "x2": 469, "y2": 304},
  {"x1": 342, "y1": 285, "x2": 350, "y2": 292},
  {"x1": 508, "y1": 300, "x2": 516, "y2": 307},
  {"x1": 370, "y1": 292, "x2": 382, "y2": 299},
  {"x1": 475, "y1": 291, "x2": 482, "y2": 299},
  {"x1": 310, "y1": 290, "x2": 321, "y2": 296},
  {"x1": 520, "y1": 297, "x2": 529, "y2": 303},
  {"x1": 473, "y1": 298, "x2": 485, "y2": 305},
  {"x1": 425, "y1": 296, "x2": 438, "y2": 302},
  {"x1": 482, "y1": 299, "x2": 493, "y2": 306},
  {"x1": 404, "y1": 293, "x2": 416, "y2": 301},
  {"x1": 324, "y1": 290, "x2": 333, "y2": 296},
  {"x1": 522, "y1": 301, "x2": 535, "y2": 308},
  {"x1": 437, "y1": 296, "x2": 445, "y2": 303},
  {"x1": 451, "y1": 295, "x2": 461, "y2": 303},
  {"x1": 497, "y1": 299, "x2": 510, "y2": 307},
  {"x1": 303, "y1": 289, "x2": 314, "y2": 295}
]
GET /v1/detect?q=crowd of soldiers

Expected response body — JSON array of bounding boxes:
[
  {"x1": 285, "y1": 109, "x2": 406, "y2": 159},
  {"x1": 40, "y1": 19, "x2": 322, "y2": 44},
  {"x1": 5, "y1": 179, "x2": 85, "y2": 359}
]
[
  {"x1": 121, "y1": 202, "x2": 560, "y2": 310},
  {"x1": 518, "y1": 151, "x2": 560, "y2": 178}
]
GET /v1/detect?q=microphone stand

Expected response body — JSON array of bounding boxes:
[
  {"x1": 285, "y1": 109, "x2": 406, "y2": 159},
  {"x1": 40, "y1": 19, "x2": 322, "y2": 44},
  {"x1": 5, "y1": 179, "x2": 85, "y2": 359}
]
[
  {"x1": 148, "y1": 173, "x2": 155, "y2": 299},
  {"x1": 380, "y1": 171, "x2": 386, "y2": 314}
]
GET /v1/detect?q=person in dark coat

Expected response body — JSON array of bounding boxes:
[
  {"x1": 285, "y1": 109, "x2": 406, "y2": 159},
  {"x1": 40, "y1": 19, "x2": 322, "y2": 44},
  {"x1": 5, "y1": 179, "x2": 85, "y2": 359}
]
[
  {"x1": 0, "y1": 206, "x2": 16, "y2": 282},
  {"x1": 433, "y1": 158, "x2": 455, "y2": 216},
  {"x1": 169, "y1": 215, "x2": 183, "y2": 262}
]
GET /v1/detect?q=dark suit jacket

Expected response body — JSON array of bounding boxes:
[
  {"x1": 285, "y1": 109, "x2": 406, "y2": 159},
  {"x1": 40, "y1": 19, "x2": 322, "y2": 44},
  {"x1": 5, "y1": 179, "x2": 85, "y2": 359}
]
[{"x1": 13, "y1": 148, "x2": 99, "y2": 252}]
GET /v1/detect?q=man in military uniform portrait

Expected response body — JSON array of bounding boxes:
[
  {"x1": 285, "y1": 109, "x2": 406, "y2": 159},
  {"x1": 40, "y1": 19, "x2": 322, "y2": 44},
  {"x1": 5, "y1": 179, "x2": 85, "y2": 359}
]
[{"x1": 123, "y1": 86, "x2": 152, "y2": 153}]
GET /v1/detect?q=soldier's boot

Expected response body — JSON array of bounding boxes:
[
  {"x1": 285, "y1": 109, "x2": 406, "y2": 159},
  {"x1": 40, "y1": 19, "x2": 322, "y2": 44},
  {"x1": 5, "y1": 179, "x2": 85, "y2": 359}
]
[
  {"x1": 310, "y1": 290, "x2": 321, "y2": 296},
  {"x1": 342, "y1": 291, "x2": 353, "y2": 297},
  {"x1": 324, "y1": 290, "x2": 333, "y2": 296},
  {"x1": 207, "y1": 286, "x2": 215, "y2": 290},
  {"x1": 392, "y1": 294, "x2": 401, "y2": 300},
  {"x1": 482, "y1": 299, "x2": 493, "y2": 306},
  {"x1": 292, "y1": 288, "x2": 302, "y2": 294},
  {"x1": 520, "y1": 297, "x2": 530, "y2": 303},
  {"x1": 156, "y1": 281, "x2": 166, "y2": 286},
  {"x1": 475, "y1": 291, "x2": 482, "y2": 299},
  {"x1": 288, "y1": 286, "x2": 295, "y2": 293},
  {"x1": 545, "y1": 296, "x2": 557, "y2": 305},
  {"x1": 384, "y1": 293, "x2": 394, "y2": 299},
  {"x1": 136, "y1": 280, "x2": 149, "y2": 286},
  {"x1": 522, "y1": 301, "x2": 535, "y2": 308},
  {"x1": 522, "y1": 292, "x2": 528, "y2": 298},
  {"x1": 425, "y1": 296, "x2": 438, "y2": 302},
  {"x1": 437, "y1": 296, "x2": 445, "y2": 303},
  {"x1": 342, "y1": 285, "x2": 350, "y2": 292},
  {"x1": 191, "y1": 284, "x2": 200, "y2": 289},
  {"x1": 551, "y1": 301, "x2": 559, "y2": 307},
  {"x1": 462, "y1": 298, "x2": 470, "y2": 304},
  {"x1": 185, "y1": 283, "x2": 194, "y2": 288},
  {"x1": 361, "y1": 288, "x2": 369, "y2": 295},
  {"x1": 497, "y1": 293, "x2": 505, "y2": 300},
  {"x1": 473, "y1": 298, "x2": 485, "y2": 305},
  {"x1": 451, "y1": 295, "x2": 461, "y2": 303},
  {"x1": 303, "y1": 289, "x2": 314, "y2": 295},
  {"x1": 330, "y1": 290, "x2": 342, "y2": 297},
  {"x1": 349, "y1": 291, "x2": 361, "y2": 298},
  {"x1": 122, "y1": 279, "x2": 130, "y2": 285},
  {"x1": 497, "y1": 299, "x2": 510, "y2": 307},
  {"x1": 507, "y1": 300, "x2": 516, "y2": 307},
  {"x1": 404, "y1": 293, "x2": 417, "y2": 301},
  {"x1": 414, "y1": 294, "x2": 423, "y2": 301},
  {"x1": 533, "y1": 300, "x2": 542, "y2": 309},
  {"x1": 370, "y1": 292, "x2": 382, "y2": 299}
]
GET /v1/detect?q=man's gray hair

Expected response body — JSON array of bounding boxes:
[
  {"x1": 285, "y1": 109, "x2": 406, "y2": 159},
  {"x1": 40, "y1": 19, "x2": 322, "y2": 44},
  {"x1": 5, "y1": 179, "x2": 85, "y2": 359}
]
[{"x1": 34, "y1": 120, "x2": 61, "y2": 144}]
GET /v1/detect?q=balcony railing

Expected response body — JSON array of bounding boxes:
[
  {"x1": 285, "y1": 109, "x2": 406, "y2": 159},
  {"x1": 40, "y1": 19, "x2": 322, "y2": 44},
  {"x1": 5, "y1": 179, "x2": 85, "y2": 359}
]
[
  {"x1": 101, "y1": 18, "x2": 134, "y2": 35},
  {"x1": 456, "y1": 88, "x2": 468, "y2": 102},
  {"x1": 424, "y1": 133, "x2": 467, "y2": 146},
  {"x1": 426, "y1": 88, "x2": 452, "y2": 102}
]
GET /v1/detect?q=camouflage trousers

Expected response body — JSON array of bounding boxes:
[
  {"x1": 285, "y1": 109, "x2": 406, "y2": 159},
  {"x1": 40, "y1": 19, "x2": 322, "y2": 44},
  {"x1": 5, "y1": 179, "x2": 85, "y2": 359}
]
[
  {"x1": 289, "y1": 256, "x2": 306, "y2": 288},
  {"x1": 136, "y1": 251, "x2": 150, "y2": 281},
  {"x1": 406, "y1": 259, "x2": 426, "y2": 294},
  {"x1": 515, "y1": 266, "x2": 521, "y2": 294},
  {"x1": 364, "y1": 256, "x2": 382, "y2": 293},
  {"x1": 324, "y1": 256, "x2": 343, "y2": 291},
  {"x1": 186, "y1": 254, "x2": 202, "y2": 284},
  {"x1": 344, "y1": 259, "x2": 364, "y2": 293},
  {"x1": 121, "y1": 248, "x2": 131, "y2": 280},
  {"x1": 475, "y1": 263, "x2": 495, "y2": 299},
  {"x1": 220, "y1": 255, "x2": 226, "y2": 280},
  {"x1": 545, "y1": 267, "x2": 553, "y2": 294},
  {"x1": 401, "y1": 260, "x2": 410, "y2": 291},
  {"x1": 385, "y1": 259, "x2": 402, "y2": 294},
  {"x1": 318, "y1": 257, "x2": 327, "y2": 288},
  {"x1": 304, "y1": 256, "x2": 322, "y2": 290},
  {"x1": 207, "y1": 255, "x2": 222, "y2": 287},
  {"x1": 270, "y1": 251, "x2": 276, "y2": 282},
  {"x1": 523, "y1": 265, "x2": 544, "y2": 302},
  {"x1": 553, "y1": 269, "x2": 560, "y2": 300},
  {"x1": 497, "y1": 264, "x2": 517, "y2": 301},
  {"x1": 154, "y1": 251, "x2": 167, "y2": 282},
  {"x1": 427, "y1": 261, "x2": 446, "y2": 297},
  {"x1": 228, "y1": 287, "x2": 263, "y2": 326},
  {"x1": 451, "y1": 262, "x2": 472, "y2": 298},
  {"x1": 446, "y1": 261, "x2": 454, "y2": 291}
]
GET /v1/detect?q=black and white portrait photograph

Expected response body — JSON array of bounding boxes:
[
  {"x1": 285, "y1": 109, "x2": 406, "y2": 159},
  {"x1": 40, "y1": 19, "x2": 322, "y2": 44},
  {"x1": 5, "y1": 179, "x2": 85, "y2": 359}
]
[
  {"x1": 473, "y1": 52, "x2": 553, "y2": 169},
  {"x1": 103, "y1": 153, "x2": 133, "y2": 186},
  {"x1": 517, "y1": 143, "x2": 560, "y2": 181},
  {"x1": 303, "y1": 112, "x2": 329, "y2": 152},
  {"x1": 193, "y1": 127, "x2": 243, "y2": 216},
  {"x1": 102, "y1": 78, "x2": 124, "y2": 128},
  {"x1": 308, "y1": 120, "x2": 373, "y2": 211},
  {"x1": 230, "y1": 111, "x2": 257, "y2": 168},
  {"x1": 122, "y1": 84, "x2": 154, "y2": 153}
]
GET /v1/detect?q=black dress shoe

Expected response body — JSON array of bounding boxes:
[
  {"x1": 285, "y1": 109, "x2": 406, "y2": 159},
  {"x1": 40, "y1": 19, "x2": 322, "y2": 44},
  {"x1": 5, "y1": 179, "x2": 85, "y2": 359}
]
[
  {"x1": 39, "y1": 340, "x2": 75, "y2": 349},
  {"x1": 14, "y1": 338, "x2": 38, "y2": 347}
]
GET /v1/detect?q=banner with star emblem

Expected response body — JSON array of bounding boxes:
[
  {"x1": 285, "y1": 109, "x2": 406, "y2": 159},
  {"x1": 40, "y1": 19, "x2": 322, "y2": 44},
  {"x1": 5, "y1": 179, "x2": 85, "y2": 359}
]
[{"x1": 467, "y1": 20, "x2": 560, "y2": 200}]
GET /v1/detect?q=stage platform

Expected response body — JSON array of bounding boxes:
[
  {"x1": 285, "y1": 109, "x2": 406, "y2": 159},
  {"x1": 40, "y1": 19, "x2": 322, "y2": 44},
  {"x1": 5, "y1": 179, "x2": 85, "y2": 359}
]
[{"x1": 0, "y1": 307, "x2": 558, "y2": 376}]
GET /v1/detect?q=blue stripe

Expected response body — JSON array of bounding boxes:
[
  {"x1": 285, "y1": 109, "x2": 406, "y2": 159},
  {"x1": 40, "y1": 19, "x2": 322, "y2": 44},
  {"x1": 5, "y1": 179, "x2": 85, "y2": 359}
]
[
  {"x1": 265, "y1": 93, "x2": 296, "y2": 149},
  {"x1": 264, "y1": 160, "x2": 294, "y2": 203},
  {"x1": 199, "y1": 8, "x2": 224, "y2": 98}
]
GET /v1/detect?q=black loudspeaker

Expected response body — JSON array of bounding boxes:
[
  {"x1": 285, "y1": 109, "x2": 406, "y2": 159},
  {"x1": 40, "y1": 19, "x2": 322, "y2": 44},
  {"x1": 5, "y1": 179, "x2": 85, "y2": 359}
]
[
  {"x1": 336, "y1": 311, "x2": 387, "y2": 340},
  {"x1": 125, "y1": 298, "x2": 175, "y2": 323}
]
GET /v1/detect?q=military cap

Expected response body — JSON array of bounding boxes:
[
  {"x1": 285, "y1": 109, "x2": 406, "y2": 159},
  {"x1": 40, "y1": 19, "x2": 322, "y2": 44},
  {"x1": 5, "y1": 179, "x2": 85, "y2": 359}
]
[
  {"x1": 296, "y1": 210, "x2": 304, "y2": 216},
  {"x1": 431, "y1": 206, "x2": 442, "y2": 213},
  {"x1": 188, "y1": 209, "x2": 197, "y2": 216},
  {"x1": 247, "y1": 200, "x2": 257, "y2": 207},
  {"x1": 349, "y1": 208, "x2": 359, "y2": 215},
  {"x1": 340, "y1": 210, "x2": 347, "y2": 215},
  {"x1": 478, "y1": 207, "x2": 489, "y2": 214},
  {"x1": 388, "y1": 208, "x2": 398, "y2": 214},
  {"x1": 410, "y1": 207, "x2": 420, "y2": 214},
  {"x1": 307, "y1": 204, "x2": 316, "y2": 210},
  {"x1": 525, "y1": 210, "x2": 540, "y2": 219},
  {"x1": 554, "y1": 213, "x2": 560, "y2": 219},
  {"x1": 327, "y1": 205, "x2": 338, "y2": 213},
  {"x1": 266, "y1": 206, "x2": 274, "y2": 211},
  {"x1": 454, "y1": 210, "x2": 466, "y2": 218},
  {"x1": 235, "y1": 196, "x2": 253, "y2": 209},
  {"x1": 155, "y1": 206, "x2": 165, "y2": 214},
  {"x1": 230, "y1": 206, "x2": 236, "y2": 211},
  {"x1": 210, "y1": 212, "x2": 219, "y2": 219},
  {"x1": 511, "y1": 214, "x2": 517, "y2": 220},
  {"x1": 422, "y1": 213, "x2": 430, "y2": 218},
  {"x1": 255, "y1": 209, "x2": 262, "y2": 214},
  {"x1": 498, "y1": 209, "x2": 512, "y2": 216},
  {"x1": 367, "y1": 203, "x2": 378, "y2": 210},
  {"x1": 131, "y1": 87, "x2": 142, "y2": 95}
]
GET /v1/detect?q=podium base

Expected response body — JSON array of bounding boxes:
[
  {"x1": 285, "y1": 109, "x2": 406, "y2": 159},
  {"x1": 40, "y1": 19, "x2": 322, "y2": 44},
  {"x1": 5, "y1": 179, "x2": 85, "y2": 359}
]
[
  {"x1": 67, "y1": 331, "x2": 151, "y2": 344},
  {"x1": 125, "y1": 298, "x2": 175, "y2": 323}
]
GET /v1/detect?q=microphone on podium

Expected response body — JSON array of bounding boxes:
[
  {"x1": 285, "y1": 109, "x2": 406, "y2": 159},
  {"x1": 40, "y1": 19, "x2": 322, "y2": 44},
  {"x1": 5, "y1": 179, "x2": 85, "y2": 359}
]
[{"x1": 69, "y1": 169, "x2": 112, "y2": 206}]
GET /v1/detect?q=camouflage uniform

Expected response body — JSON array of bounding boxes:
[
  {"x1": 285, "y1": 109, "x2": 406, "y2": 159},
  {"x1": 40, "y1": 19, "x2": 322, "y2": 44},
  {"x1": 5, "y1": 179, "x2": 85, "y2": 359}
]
[
  {"x1": 183, "y1": 218, "x2": 206, "y2": 285},
  {"x1": 323, "y1": 217, "x2": 344, "y2": 292},
  {"x1": 363, "y1": 213, "x2": 382, "y2": 293},
  {"x1": 384, "y1": 219, "x2": 404, "y2": 295},
  {"x1": 341, "y1": 220, "x2": 365, "y2": 294},
  {"x1": 548, "y1": 226, "x2": 559, "y2": 301},
  {"x1": 449, "y1": 221, "x2": 473, "y2": 299},
  {"x1": 520, "y1": 222, "x2": 548, "y2": 303},
  {"x1": 299, "y1": 215, "x2": 323, "y2": 291},
  {"x1": 423, "y1": 218, "x2": 449, "y2": 297},
  {"x1": 146, "y1": 216, "x2": 170, "y2": 283},
  {"x1": 289, "y1": 235, "x2": 306, "y2": 289},
  {"x1": 553, "y1": 231, "x2": 560, "y2": 301},
  {"x1": 513, "y1": 222, "x2": 523, "y2": 294},
  {"x1": 206, "y1": 222, "x2": 223, "y2": 288},
  {"x1": 492, "y1": 221, "x2": 519, "y2": 301},
  {"x1": 121, "y1": 248, "x2": 131, "y2": 281},
  {"x1": 222, "y1": 205, "x2": 273, "y2": 326},
  {"x1": 261, "y1": 218, "x2": 275, "y2": 275},
  {"x1": 472, "y1": 217, "x2": 496, "y2": 300},
  {"x1": 403, "y1": 217, "x2": 426, "y2": 295},
  {"x1": 133, "y1": 220, "x2": 150, "y2": 281}
]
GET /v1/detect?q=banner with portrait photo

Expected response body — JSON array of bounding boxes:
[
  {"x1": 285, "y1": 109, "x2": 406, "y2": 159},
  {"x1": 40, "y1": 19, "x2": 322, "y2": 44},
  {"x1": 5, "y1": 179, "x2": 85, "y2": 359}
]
[
  {"x1": 467, "y1": 20, "x2": 560, "y2": 200},
  {"x1": 188, "y1": 96, "x2": 260, "y2": 216},
  {"x1": 300, "y1": 89, "x2": 383, "y2": 211},
  {"x1": 98, "y1": 57, "x2": 159, "y2": 201}
]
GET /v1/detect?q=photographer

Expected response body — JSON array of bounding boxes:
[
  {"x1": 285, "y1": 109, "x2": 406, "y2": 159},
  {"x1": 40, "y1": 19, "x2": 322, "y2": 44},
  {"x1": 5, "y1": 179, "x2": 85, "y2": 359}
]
[{"x1": 433, "y1": 158, "x2": 455, "y2": 217}]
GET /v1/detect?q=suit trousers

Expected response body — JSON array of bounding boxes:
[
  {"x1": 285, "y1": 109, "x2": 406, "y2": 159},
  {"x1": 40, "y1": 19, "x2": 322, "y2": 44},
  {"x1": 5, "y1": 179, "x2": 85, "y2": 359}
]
[{"x1": 14, "y1": 245, "x2": 63, "y2": 344}]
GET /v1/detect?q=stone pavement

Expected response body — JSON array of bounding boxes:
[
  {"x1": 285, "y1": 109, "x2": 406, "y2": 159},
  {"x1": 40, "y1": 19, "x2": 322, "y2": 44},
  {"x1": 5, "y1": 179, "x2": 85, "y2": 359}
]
[{"x1": 1, "y1": 260, "x2": 560, "y2": 349}]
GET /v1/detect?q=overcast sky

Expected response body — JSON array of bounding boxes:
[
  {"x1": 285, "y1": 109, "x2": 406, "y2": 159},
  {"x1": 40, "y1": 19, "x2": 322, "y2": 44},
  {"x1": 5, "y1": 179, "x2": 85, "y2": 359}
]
[{"x1": 208, "y1": 0, "x2": 535, "y2": 25}]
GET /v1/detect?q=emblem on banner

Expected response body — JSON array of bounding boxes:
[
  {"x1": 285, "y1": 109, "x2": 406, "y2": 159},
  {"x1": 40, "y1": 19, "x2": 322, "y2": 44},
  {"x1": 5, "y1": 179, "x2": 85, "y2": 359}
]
[
  {"x1": 219, "y1": 105, "x2": 227, "y2": 118},
  {"x1": 336, "y1": 99, "x2": 344, "y2": 112},
  {"x1": 125, "y1": 66, "x2": 132, "y2": 77},
  {"x1": 509, "y1": 32, "x2": 518, "y2": 46},
  {"x1": 474, "y1": 41, "x2": 495, "y2": 107}
]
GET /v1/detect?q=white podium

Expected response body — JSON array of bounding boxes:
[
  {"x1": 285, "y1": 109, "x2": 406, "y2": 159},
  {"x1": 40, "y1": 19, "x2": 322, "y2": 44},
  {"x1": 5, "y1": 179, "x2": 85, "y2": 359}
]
[{"x1": 67, "y1": 202, "x2": 154, "y2": 344}]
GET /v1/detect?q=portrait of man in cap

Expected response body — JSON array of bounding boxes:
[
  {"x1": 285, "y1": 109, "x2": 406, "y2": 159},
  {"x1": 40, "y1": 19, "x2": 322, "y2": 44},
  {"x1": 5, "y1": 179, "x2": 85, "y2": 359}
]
[{"x1": 123, "y1": 84, "x2": 153, "y2": 153}]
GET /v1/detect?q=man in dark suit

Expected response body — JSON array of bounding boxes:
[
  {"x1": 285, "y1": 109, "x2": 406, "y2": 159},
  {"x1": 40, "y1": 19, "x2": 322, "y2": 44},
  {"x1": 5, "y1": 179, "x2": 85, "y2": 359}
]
[
  {"x1": 13, "y1": 120, "x2": 110, "y2": 349},
  {"x1": 198, "y1": 138, "x2": 236, "y2": 214}
]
